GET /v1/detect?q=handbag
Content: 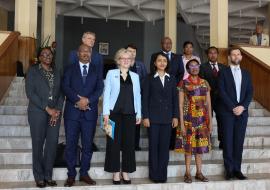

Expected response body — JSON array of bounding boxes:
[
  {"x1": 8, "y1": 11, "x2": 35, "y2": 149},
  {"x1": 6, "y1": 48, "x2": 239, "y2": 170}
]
[{"x1": 54, "y1": 142, "x2": 81, "y2": 167}]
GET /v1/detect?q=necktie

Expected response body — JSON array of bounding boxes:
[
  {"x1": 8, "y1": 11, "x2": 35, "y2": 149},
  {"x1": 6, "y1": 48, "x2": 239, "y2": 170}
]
[
  {"x1": 167, "y1": 52, "x2": 171, "y2": 61},
  {"x1": 82, "y1": 65, "x2": 87, "y2": 84},
  {"x1": 211, "y1": 64, "x2": 218, "y2": 77},
  {"x1": 233, "y1": 67, "x2": 241, "y2": 102}
]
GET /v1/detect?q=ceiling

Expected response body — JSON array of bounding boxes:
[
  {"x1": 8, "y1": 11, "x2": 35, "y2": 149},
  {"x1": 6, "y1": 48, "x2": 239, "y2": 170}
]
[{"x1": 1, "y1": 0, "x2": 269, "y2": 48}]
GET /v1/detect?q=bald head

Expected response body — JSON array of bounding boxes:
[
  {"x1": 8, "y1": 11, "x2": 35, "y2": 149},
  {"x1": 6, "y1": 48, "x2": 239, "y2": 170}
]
[
  {"x1": 161, "y1": 37, "x2": 172, "y2": 52},
  {"x1": 77, "y1": 44, "x2": 91, "y2": 64}
]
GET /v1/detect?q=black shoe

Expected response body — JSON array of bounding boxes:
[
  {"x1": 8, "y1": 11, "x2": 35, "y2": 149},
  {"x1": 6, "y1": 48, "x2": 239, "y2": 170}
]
[
  {"x1": 113, "y1": 180, "x2": 121, "y2": 185},
  {"x1": 234, "y1": 171, "x2": 247, "y2": 180},
  {"x1": 45, "y1": 179, "x2": 57, "y2": 186},
  {"x1": 36, "y1": 180, "x2": 46, "y2": 188},
  {"x1": 121, "y1": 173, "x2": 131, "y2": 184},
  {"x1": 135, "y1": 146, "x2": 142, "y2": 151},
  {"x1": 225, "y1": 172, "x2": 234, "y2": 180},
  {"x1": 92, "y1": 143, "x2": 99, "y2": 152}
]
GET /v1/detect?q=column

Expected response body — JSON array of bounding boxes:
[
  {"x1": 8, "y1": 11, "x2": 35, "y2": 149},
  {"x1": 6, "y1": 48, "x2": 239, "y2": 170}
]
[
  {"x1": 210, "y1": 0, "x2": 228, "y2": 63},
  {"x1": 15, "y1": 0, "x2": 37, "y2": 37},
  {"x1": 0, "y1": 7, "x2": 8, "y2": 31},
  {"x1": 164, "y1": 0, "x2": 177, "y2": 52},
  {"x1": 41, "y1": 0, "x2": 56, "y2": 45}
]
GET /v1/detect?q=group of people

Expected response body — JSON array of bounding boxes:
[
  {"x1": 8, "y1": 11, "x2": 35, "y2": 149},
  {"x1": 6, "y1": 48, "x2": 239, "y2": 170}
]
[{"x1": 25, "y1": 31, "x2": 253, "y2": 188}]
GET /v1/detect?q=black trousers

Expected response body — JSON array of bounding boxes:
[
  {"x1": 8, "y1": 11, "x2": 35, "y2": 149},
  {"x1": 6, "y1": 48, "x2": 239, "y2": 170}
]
[
  {"x1": 104, "y1": 113, "x2": 136, "y2": 173},
  {"x1": 135, "y1": 124, "x2": 141, "y2": 148},
  {"x1": 149, "y1": 124, "x2": 171, "y2": 181},
  {"x1": 221, "y1": 114, "x2": 248, "y2": 173},
  {"x1": 212, "y1": 96, "x2": 223, "y2": 143},
  {"x1": 28, "y1": 111, "x2": 60, "y2": 182}
]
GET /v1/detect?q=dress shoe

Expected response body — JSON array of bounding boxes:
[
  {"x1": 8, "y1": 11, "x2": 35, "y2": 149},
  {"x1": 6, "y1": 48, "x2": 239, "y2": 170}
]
[
  {"x1": 45, "y1": 179, "x2": 57, "y2": 186},
  {"x1": 36, "y1": 180, "x2": 46, "y2": 188},
  {"x1": 225, "y1": 172, "x2": 234, "y2": 180},
  {"x1": 121, "y1": 173, "x2": 131, "y2": 184},
  {"x1": 64, "y1": 177, "x2": 75, "y2": 187},
  {"x1": 80, "y1": 175, "x2": 96, "y2": 185},
  {"x1": 234, "y1": 171, "x2": 247, "y2": 180}
]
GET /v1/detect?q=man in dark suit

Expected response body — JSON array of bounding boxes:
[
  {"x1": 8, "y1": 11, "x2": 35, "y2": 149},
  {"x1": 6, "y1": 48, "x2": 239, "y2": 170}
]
[
  {"x1": 219, "y1": 47, "x2": 253, "y2": 180},
  {"x1": 126, "y1": 43, "x2": 148, "y2": 151},
  {"x1": 68, "y1": 31, "x2": 103, "y2": 151},
  {"x1": 149, "y1": 37, "x2": 184, "y2": 150},
  {"x1": 199, "y1": 46, "x2": 226, "y2": 149},
  {"x1": 62, "y1": 44, "x2": 104, "y2": 187}
]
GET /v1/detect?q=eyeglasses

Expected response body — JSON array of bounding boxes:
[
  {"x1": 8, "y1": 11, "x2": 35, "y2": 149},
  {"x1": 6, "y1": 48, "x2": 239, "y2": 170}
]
[
  {"x1": 119, "y1": 58, "x2": 132, "y2": 61},
  {"x1": 189, "y1": 65, "x2": 200, "y2": 69},
  {"x1": 40, "y1": 53, "x2": 53, "y2": 58}
]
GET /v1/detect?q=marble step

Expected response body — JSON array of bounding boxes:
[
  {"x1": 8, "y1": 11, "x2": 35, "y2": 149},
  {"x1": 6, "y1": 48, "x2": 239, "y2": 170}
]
[
  {"x1": 1, "y1": 114, "x2": 270, "y2": 126},
  {"x1": 0, "y1": 159, "x2": 269, "y2": 182},
  {"x1": 1, "y1": 98, "x2": 264, "y2": 110},
  {"x1": 0, "y1": 124, "x2": 269, "y2": 137},
  {"x1": 0, "y1": 105, "x2": 268, "y2": 117},
  {"x1": 1, "y1": 174, "x2": 270, "y2": 190},
  {"x1": 0, "y1": 147, "x2": 269, "y2": 165},
  {"x1": 0, "y1": 135, "x2": 269, "y2": 149}
]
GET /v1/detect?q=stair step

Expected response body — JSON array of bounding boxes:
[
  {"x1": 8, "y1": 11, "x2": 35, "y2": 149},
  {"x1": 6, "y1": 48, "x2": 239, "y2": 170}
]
[
  {"x1": 0, "y1": 135, "x2": 269, "y2": 149},
  {"x1": 0, "y1": 174, "x2": 270, "y2": 190},
  {"x1": 0, "y1": 147, "x2": 269, "y2": 165},
  {"x1": 0, "y1": 159, "x2": 269, "y2": 182},
  {"x1": 0, "y1": 125, "x2": 269, "y2": 137}
]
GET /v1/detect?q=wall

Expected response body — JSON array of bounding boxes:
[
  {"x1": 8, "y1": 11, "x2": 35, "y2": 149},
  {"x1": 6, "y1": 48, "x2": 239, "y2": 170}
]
[{"x1": 63, "y1": 17, "x2": 144, "y2": 68}]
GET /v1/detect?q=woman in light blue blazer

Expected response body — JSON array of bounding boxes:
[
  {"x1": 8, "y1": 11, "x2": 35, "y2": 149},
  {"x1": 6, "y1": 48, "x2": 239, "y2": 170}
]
[{"x1": 103, "y1": 48, "x2": 141, "y2": 185}]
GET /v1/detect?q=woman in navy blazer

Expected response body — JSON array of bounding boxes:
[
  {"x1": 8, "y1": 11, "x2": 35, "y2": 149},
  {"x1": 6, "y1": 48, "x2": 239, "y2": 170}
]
[
  {"x1": 103, "y1": 48, "x2": 141, "y2": 184},
  {"x1": 142, "y1": 52, "x2": 179, "y2": 183}
]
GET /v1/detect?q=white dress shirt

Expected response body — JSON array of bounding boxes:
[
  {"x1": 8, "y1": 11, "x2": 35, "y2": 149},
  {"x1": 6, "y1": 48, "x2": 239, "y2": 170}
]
[
  {"x1": 154, "y1": 72, "x2": 170, "y2": 87},
  {"x1": 79, "y1": 61, "x2": 90, "y2": 76},
  {"x1": 163, "y1": 51, "x2": 172, "y2": 61},
  {"x1": 230, "y1": 65, "x2": 242, "y2": 102},
  {"x1": 210, "y1": 61, "x2": 219, "y2": 72}
]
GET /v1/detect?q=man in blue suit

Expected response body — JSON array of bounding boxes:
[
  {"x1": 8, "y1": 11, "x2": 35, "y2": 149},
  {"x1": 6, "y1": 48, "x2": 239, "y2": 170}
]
[
  {"x1": 68, "y1": 31, "x2": 103, "y2": 151},
  {"x1": 62, "y1": 44, "x2": 104, "y2": 187},
  {"x1": 219, "y1": 47, "x2": 253, "y2": 180}
]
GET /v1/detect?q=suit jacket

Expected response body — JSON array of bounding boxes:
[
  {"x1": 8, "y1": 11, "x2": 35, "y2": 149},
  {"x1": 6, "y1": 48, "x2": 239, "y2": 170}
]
[
  {"x1": 249, "y1": 33, "x2": 269, "y2": 46},
  {"x1": 150, "y1": 51, "x2": 184, "y2": 84},
  {"x1": 218, "y1": 67, "x2": 253, "y2": 116},
  {"x1": 199, "y1": 62, "x2": 227, "y2": 102},
  {"x1": 142, "y1": 74, "x2": 179, "y2": 124},
  {"x1": 62, "y1": 61, "x2": 104, "y2": 121},
  {"x1": 68, "y1": 49, "x2": 104, "y2": 78},
  {"x1": 131, "y1": 60, "x2": 148, "y2": 82},
  {"x1": 25, "y1": 64, "x2": 64, "y2": 112},
  {"x1": 103, "y1": 69, "x2": 141, "y2": 119}
]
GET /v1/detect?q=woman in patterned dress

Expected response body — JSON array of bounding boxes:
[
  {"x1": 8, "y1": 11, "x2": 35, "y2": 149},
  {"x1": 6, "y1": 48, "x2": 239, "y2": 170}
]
[{"x1": 177, "y1": 59, "x2": 212, "y2": 183}]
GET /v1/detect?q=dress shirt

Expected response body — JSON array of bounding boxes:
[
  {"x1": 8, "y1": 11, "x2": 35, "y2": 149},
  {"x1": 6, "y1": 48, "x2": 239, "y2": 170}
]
[
  {"x1": 79, "y1": 61, "x2": 89, "y2": 76},
  {"x1": 230, "y1": 65, "x2": 242, "y2": 102},
  {"x1": 154, "y1": 72, "x2": 170, "y2": 87}
]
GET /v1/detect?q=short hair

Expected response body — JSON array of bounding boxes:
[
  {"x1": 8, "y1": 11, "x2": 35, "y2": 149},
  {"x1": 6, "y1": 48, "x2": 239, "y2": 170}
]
[
  {"x1": 126, "y1": 43, "x2": 137, "y2": 51},
  {"x1": 207, "y1": 46, "x2": 219, "y2": 54},
  {"x1": 161, "y1": 36, "x2": 172, "y2": 44},
  {"x1": 114, "y1": 48, "x2": 132, "y2": 65},
  {"x1": 77, "y1": 44, "x2": 92, "y2": 53},
  {"x1": 82, "y1": 31, "x2": 96, "y2": 39},
  {"x1": 228, "y1": 47, "x2": 241, "y2": 55},
  {"x1": 186, "y1": 59, "x2": 200, "y2": 72},
  {"x1": 183, "y1": 41, "x2": 193, "y2": 48},
  {"x1": 152, "y1": 52, "x2": 170, "y2": 73}
]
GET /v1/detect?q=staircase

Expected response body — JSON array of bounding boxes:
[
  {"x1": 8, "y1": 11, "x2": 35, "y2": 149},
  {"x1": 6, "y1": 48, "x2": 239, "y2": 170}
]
[{"x1": 0, "y1": 77, "x2": 270, "y2": 189}]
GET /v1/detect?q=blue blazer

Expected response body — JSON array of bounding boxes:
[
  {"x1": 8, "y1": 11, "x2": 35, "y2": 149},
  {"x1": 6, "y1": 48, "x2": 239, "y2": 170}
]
[
  {"x1": 142, "y1": 74, "x2": 179, "y2": 124},
  {"x1": 62, "y1": 61, "x2": 104, "y2": 121},
  {"x1": 103, "y1": 69, "x2": 141, "y2": 119},
  {"x1": 218, "y1": 67, "x2": 253, "y2": 116},
  {"x1": 133, "y1": 60, "x2": 148, "y2": 82},
  {"x1": 68, "y1": 49, "x2": 103, "y2": 78}
]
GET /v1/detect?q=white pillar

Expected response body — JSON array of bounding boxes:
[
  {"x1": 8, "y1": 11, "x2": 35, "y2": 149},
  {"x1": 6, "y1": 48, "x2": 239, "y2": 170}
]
[{"x1": 41, "y1": 0, "x2": 56, "y2": 44}]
